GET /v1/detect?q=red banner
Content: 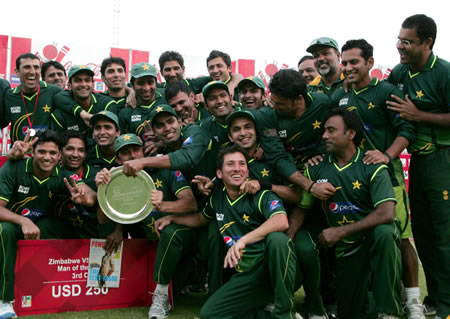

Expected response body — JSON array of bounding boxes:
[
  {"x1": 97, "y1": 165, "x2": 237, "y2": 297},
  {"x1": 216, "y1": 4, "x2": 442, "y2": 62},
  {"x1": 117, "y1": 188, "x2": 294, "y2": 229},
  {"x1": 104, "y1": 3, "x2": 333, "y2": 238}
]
[{"x1": 14, "y1": 239, "x2": 169, "y2": 316}]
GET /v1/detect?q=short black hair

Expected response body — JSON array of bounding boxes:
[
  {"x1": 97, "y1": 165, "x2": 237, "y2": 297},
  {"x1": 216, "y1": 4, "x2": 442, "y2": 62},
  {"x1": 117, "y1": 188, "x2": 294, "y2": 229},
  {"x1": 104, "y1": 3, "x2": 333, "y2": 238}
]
[
  {"x1": 325, "y1": 108, "x2": 364, "y2": 147},
  {"x1": 207, "y1": 50, "x2": 231, "y2": 68},
  {"x1": 61, "y1": 130, "x2": 87, "y2": 149},
  {"x1": 41, "y1": 61, "x2": 66, "y2": 80},
  {"x1": 159, "y1": 51, "x2": 184, "y2": 70},
  {"x1": 402, "y1": 14, "x2": 437, "y2": 49},
  {"x1": 34, "y1": 130, "x2": 62, "y2": 150},
  {"x1": 269, "y1": 69, "x2": 307, "y2": 100},
  {"x1": 165, "y1": 80, "x2": 193, "y2": 102},
  {"x1": 341, "y1": 39, "x2": 373, "y2": 61},
  {"x1": 216, "y1": 144, "x2": 249, "y2": 172},
  {"x1": 100, "y1": 56, "x2": 126, "y2": 77},
  {"x1": 298, "y1": 55, "x2": 314, "y2": 68},
  {"x1": 16, "y1": 53, "x2": 40, "y2": 70}
]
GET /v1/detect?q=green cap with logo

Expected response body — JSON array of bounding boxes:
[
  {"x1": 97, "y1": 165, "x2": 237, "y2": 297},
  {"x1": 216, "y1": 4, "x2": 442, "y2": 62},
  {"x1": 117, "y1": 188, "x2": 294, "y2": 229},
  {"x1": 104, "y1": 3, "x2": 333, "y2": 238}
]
[
  {"x1": 89, "y1": 110, "x2": 120, "y2": 129},
  {"x1": 202, "y1": 80, "x2": 229, "y2": 99},
  {"x1": 237, "y1": 76, "x2": 266, "y2": 92},
  {"x1": 306, "y1": 37, "x2": 339, "y2": 53},
  {"x1": 114, "y1": 133, "x2": 143, "y2": 153},
  {"x1": 226, "y1": 109, "x2": 256, "y2": 131},
  {"x1": 130, "y1": 63, "x2": 157, "y2": 79},
  {"x1": 149, "y1": 104, "x2": 178, "y2": 127},
  {"x1": 68, "y1": 65, "x2": 95, "y2": 81}
]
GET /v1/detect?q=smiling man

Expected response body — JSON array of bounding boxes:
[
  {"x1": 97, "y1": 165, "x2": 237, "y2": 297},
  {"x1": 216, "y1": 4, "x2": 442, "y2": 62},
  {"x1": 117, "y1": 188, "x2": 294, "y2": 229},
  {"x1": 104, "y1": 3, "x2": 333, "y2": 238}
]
[
  {"x1": 100, "y1": 57, "x2": 129, "y2": 110},
  {"x1": 237, "y1": 76, "x2": 266, "y2": 109},
  {"x1": 41, "y1": 60, "x2": 67, "y2": 89},
  {"x1": 298, "y1": 55, "x2": 319, "y2": 85}
]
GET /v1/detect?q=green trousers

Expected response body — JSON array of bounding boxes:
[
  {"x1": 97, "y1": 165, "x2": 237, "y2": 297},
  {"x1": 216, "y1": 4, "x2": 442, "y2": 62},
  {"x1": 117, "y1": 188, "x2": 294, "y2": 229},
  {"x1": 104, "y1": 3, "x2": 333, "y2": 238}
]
[
  {"x1": 200, "y1": 232, "x2": 297, "y2": 319},
  {"x1": 37, "y1": 215, "x2": 100, "y2": 239},
  {"x1": 336, "y1": 223, "x2": 402, "y2": 319},
  {"x1": 409, "y1": 149, "x2": 450, "y2": 318},
  {"x1": 0, "y1": 222, "x2": 23, "y2": 301}
]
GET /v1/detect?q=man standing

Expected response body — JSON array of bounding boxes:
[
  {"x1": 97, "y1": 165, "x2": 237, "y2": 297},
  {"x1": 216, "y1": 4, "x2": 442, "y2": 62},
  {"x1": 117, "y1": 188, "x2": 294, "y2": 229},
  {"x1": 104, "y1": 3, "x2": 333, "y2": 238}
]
[
  {"x1": 386, "y1": 14, "x2": 450, "y2": 319},
  {"x1": 298, "y1": 108, "x2": 402, "y2": 319},
  {"x1": 100, "y1": 57, "x2": 129, "y2": 110},
  {"x1": 41, "y1": 60, "x2": 67, "y2": 89},
  {"x1": 2, "y1": 53, "x2": 62, "y2": 143},
  {"x1": 298, "y1": 55, "x2": 320, "y2": 84},
  {"x1": 306, "y1": 37, "x2": 345, "y2": 96}
]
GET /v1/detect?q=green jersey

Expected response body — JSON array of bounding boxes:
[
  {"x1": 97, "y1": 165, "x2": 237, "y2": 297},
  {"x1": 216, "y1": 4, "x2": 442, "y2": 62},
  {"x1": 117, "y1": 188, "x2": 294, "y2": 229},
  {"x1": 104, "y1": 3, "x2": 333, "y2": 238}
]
[
  {"x1": 308, "y1": 73, "x2": 345, "y2": 96},
  {"x1": 202, "y1": 188, "x2": 286, "y2": 272},
  {"x1": 0, "y1": 158, "x2": 83, "y2": 221},
  {"x1": 332, "y1": 78, "x2": 416, "y2": 186},
  {"x1": 86, "y1": 144, "x2": 116, "y2": 170},
  {"x1": 0, "y1": 79, "x2": 10, "y2": 122},
  {"x1": 141, "y1": 168, "x2": 191, "y2": 240},
  {"x1": 101, "y1": 91, "x2": 127, "y2": 110},
  {"x1": 299, "y1": 148, "x2": 396, "y2": 258},
  {"x1": 387, "y1": 53, "x2": 450, "y2": 155},
  {"x1": 248, "y1": 157, "x2": 286, "y2": 185},
  {"x1": 118, "y1": 91, "x2": 167, "y2": 140},
  {"x1": 2, "y1": 81, "x2": 62, "y2": 142},
  {"x1": 158, "y1": 77, "x2": 211, "y2": 95},
  {"x1": 51, "y1": 91, "x2": 117, "y2": 136}
]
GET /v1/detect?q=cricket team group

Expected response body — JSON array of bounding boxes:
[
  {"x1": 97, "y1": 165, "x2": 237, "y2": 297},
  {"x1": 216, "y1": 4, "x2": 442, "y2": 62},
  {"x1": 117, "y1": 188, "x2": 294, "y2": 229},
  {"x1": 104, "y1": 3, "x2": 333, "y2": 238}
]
[{"x1": 0, "y1": 13, "x2": 448, "y2": 319}]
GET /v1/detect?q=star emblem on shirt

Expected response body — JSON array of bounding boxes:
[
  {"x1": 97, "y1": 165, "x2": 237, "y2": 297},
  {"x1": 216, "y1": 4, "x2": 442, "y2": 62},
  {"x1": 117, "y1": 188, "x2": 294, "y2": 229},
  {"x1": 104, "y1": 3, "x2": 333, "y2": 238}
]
[
  {"x1": 347, "y1": 106, "x2": 357, "y2": 112},
  {"x1": 155, "y1": 179, "x2": 163, "y2": 188},
  {"x1": 416, "y1": 90, "x2": 424, "y2": 99},
  {"x1": 123, "y1": 134, "x2": 131, "y2": 141},
  {"x1": 352, "y1": 180, "x2": 361, "y2": 189},
  {"x1": 142, "y1": 64, "x2": 150, "y2": 70},
  {"x1": 43, "y1": 104, "x2": 51, "y2": 112},
  {"x1": 146, "y1": 217, "x2": 156, "y2": 233},
  {"x1": 156, "y1": 106, "x2": 164, "y2": 112},
  {"x1": 337, "y1": 215, "x2": 354, "y2": 225},
  {"x1": 261, "y1": 168, "x2": 269, "y2": 177},
  {"x1": 72, "y1": 215, "x2": 84, "y2": 228},
  {"x1": 48, "y1": 191, "x2": 52, "y2": 198},
  {"x1": 242, "y1": 214, "x2": 250, "y2": 223},
  {"x1": 312, "y1": 120, "x2": 321, "y2": 129},
  {"x1": 368, "y1": 102, "x2": 376, "y2": 109}
]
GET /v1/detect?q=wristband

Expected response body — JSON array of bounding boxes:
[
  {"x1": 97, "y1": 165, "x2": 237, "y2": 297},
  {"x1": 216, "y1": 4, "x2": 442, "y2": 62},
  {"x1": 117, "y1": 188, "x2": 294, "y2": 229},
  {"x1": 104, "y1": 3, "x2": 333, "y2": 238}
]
[
  {"x1": 258, "y1": 179, "x2": 272, "y2": 190},
  {"x1": 308, "y1": 181, "x2": 316, "y2": 193},
  {"x1": 383, "y1": 152, "x2": 393, "y2": 163}
]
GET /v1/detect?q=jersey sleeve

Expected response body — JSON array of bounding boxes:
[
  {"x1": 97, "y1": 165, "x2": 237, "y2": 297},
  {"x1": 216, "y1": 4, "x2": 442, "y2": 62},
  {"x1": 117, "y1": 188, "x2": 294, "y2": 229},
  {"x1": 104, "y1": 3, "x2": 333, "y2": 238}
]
[
  {"x1": 99, "y1": 94, "x2": 118, "y2": 115},
  {"x1": 168, "y1": 170, "x2": 191, "y2": 196},
  {"x1": 201, "y1": 194, "x2": 215, "y2": 220},
  {"x1": 0, "y1": 79, "x2": 11, "y2": 128},
  {"x1": 50, "y1": 108, "x2": 67, "y2": 133},
  {"x1": 0, "y1": 161, "x2": 17, "y2": 203},
  {"x1": 189, "y1": 76, "x2": 211, "y2": 94},
  {"x1": 298, "y1": 167, "x2": 316, "y2": 209},
  {"x1": 54, "y1": 90, "x2": 79, "y2": 116},
  {"x1": 258, "y1": 190, "x2": 286, "y2": 220},
  {"x1": 369, "y1": 164, "x2": 397, "y2": 207}
]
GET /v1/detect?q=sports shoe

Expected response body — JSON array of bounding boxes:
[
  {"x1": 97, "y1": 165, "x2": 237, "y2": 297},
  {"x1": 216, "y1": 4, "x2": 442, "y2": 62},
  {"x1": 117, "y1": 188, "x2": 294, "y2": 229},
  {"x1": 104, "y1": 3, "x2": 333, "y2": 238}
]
[
  {"x1": 423, "y1": 303, "x2": 437, "y2": 316},
  {"x1": 295, "y1": 313, "x2": 304, "y2": 319},
  {"x1": 377, "y1": 313, "x2": 399, "y2": 319},
  {"x1": 404, "y1": 298, "x2": 425, "y2": 319},
  {"x1": 148, "y1": 292, "x2": 171, "y2": 319},
  {"x1": 326, "y1": 304, "x2": 338, "y2": 319},
  {"x1": 0, "y1": 301, "x2": 16, "y2": 319},
  {"x1": 309, "y1": 314, "x2": 329, "y2": 319}
]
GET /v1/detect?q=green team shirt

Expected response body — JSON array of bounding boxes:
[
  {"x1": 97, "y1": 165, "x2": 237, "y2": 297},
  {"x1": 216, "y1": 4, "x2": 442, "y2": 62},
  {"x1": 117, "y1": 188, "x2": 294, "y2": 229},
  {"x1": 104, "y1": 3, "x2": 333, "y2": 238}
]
[
  {"x1": 202, "y1": 188, "x2": 286, "y2": 272},
  {"x1": 332, "y1": 78, "x2": 416, "y2": 186},
  {"x1": 52, "y1": 91, "x2": 117, "y2": 134},
  {"x1": 158, "y1": 77, "x2": 211, "y2": 95},
  {"x1": 259, "y1": 93, "x2": 332, "y2": 171},
  {"x1": 0, "y1": 158, "x2": 84, "y2": 221},
  {"x1": 2, "y1": 81, "x2": 62, "y2": 142},
  {"x1": 0, "y1": 79, "x2": 11, "y2": 122},
  {"x1": 248, "y1": 157, "x2": 286, "y2": 185},
  {"x1": 387, "y1": 53, "x2": 450, "y2": 155},
  {"x1": 118, "y1": 91, "x2": 167, "y2": 140},
  {"x1": 308, "y1": 73, "x2": 345, "y2": 96},
  {"x1": 299, "y1": 148, "x2": 396, "y2": 258},
  {"x1": 86, "y1": 144, "x2": 116, "y2": 170},
  {"x1": 101, "y1": 91, "x2": 127, "y2": 110},
  {"x1": 141, "y1": 168, "x2": 191, "y2": 240}
]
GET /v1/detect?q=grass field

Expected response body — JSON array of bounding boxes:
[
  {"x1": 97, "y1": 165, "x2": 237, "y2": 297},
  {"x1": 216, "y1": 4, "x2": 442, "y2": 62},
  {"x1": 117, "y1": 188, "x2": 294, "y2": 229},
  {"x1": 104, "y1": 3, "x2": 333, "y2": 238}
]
[{"x1": 25, "y1": 258, "x2": 432, "y2": 319}]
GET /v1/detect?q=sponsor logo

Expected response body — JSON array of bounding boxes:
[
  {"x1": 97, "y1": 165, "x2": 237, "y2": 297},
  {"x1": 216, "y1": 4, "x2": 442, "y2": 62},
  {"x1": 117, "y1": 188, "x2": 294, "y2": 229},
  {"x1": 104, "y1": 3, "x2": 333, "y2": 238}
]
[
  {"x1": 362, "y1": 122, "x2": 372, "y2": 134},
  {"x1": 397, "y1": 83, "x2": 404, "y2": 91},
  {"x1": 182, "y1": 136, "x2": 193, "y2": 145},
  {"x1": 21, "y1": 208, "x2": 44, "y2": 220},
  {"x1": 10, "y1": 106, "x2": 21, "y2": 113},
  {"x1": 67, "y1": 125, "x2": 80, "y2": 131},
  {"x1": 174, "y1": 170, "x2": 185, "y2": 182},
  {"x1": 278, "y1": 130, "x2": 287, "y2": 138},
  {"x1": 317, "y1": 179, "x2": 328, "y2": 183},
  {"x1": 131, "y1": 115, "x2": 141, "y2": 122},
  {"x1": 18, "y1": 185, "x2": 30, "y2": 194},
  {"x1": 329, "y1": 202, "x2": 360, "y2": 214},
  {"x1": 269, "y1": 200, "x2": 281, "y2": 211},
  {"x1": 339, "y1": 98, "x2": 348, "y2": 106},
  {"x1": 223, "y1": 235, "x2": 241, "y2": 247},
  {"x1": 263, "y1": 128, "x2": 277, "y2": 137},
  {"x1": 216, "y1": 213, "x2": 224, "y2": 221},
  {"x1": 21, "y1": 295, "x2": 32, "y2": 308}
]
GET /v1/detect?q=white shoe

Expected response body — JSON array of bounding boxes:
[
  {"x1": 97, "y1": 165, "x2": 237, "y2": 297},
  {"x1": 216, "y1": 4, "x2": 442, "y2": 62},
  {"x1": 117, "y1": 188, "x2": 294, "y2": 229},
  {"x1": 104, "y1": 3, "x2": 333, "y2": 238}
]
[
  {"x1": 0, "y1": 301, "x2": 16, "y2": 319},
  {"x1": 263, "y1": 303, "x2": 274, "y2": 312},
  {"x1": 423, "y1": 303, "x2": 437, "y2": 316},
  {"x1": 295, "y1": 313, "x2": 304, "y2": 319},
  {"x1": 404, "y1": 298, "x2": 425, "y2": 319},
  {"x1": 377, "y1": 313, "x2": 399, "y2": 319},
  {"x1": 148, "y1": 292, "x2": 171, "y2": 319},
  {"x1": 309, "y1": 315, "x2": 328, "y2": 319}
]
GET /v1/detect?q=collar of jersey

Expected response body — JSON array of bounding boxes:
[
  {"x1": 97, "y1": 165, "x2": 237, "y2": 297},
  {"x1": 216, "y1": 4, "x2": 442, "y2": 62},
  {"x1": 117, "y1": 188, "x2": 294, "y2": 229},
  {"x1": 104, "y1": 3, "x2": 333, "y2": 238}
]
[
  {"x1": 409, "y1": 52, "x2": 437, "y2": 78},
  {"x1": 319, "y1": 72, "x2": 345, "y2": 90},
  {"x1": 26, "y1": 157, "x2": 59, "y2": 181},
  {"x1": 95, "y1": 144, "x2": 116, "y2": 163},
  {"x1": 353, "y1": 78, "x2": 379, "y2": 95},
  {"x1": 226, "y1": 191, "x2": 247, "y2": 206},
  {"x1": 138, "y1": 91, "x2": 162, "y2": 109},
  {"x1": 328, "y1": 147, "x2": 361, "y2": 171},
  {"x1": 13, "y1": 80, "x2": 47, "y2": 95}
]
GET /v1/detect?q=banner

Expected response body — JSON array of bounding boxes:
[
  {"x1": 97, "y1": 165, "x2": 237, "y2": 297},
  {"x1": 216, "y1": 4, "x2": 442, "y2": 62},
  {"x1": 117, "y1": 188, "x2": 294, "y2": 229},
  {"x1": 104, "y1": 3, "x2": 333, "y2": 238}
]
[{"x1": 14, "y1": 239, "x2": 169, "y2": 316}]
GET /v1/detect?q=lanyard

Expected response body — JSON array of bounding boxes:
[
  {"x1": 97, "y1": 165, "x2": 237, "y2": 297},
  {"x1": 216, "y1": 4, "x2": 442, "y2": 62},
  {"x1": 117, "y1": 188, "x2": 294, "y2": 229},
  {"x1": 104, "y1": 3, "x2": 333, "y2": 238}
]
[{"x1": 21, "y1": 84, "x2": 40, "y2": 130}]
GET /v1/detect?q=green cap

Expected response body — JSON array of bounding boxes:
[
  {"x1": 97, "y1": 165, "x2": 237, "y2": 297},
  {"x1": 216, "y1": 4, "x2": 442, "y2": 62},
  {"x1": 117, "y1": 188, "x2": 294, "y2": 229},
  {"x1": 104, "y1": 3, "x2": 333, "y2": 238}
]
[
  {"x1": 237, "y1": 76, "x2": 266, "y2": 92},
  {"x1": 114, "y1": 134, "x2": 143, "y2": 153},
  {"x1": 68, "y1": 65, "x2": 94, "y2": 81},
  {"x1": 306, "y1": 37, "x2": 339, "y2": 53},
  {"x1": 130, "y1": 63, "x2": 157, "y2": 79},
  {"x1": 226, "y1": 109, "x2": 256, "y2": 131},
  {"x1": 202, "y1": 80, "x2": 229, "y2": 99},
  {"x1": 89, "y1": 111, "x2": 120, "y2": 129},
  {"x1": 149, "y1": 104, "x2": 178, "y2": 127}
]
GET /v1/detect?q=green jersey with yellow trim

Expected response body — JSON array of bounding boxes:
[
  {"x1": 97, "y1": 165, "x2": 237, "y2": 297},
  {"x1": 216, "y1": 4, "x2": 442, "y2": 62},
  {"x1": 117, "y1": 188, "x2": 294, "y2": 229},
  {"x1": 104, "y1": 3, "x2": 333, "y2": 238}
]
[
  {"x1": 248, "y1": 157, "x2": 285, "y2": 185},
  {"x1": 308, "y1": 73, "x2": 345, "y2": 96},
  {"x1": 118, "y1": 91, "x2": 167, "y2": 140},
  {"x1": 202, "y1": 188, "x2": 286, "y2": 272},
  {"x1": 200, "y1": 116, "x2": 229, "y2": 148},
  {"x1": 141, "y1": 168, "x2": 191, "y2": 240},
  {"x1": 299, "y1": 148, "x2": 396, "y2": 257},
  {"x1": 101, "y1": 91, "x2": 127, "y2": 110},
  {"x1": 158, "y1": 77, "x2": 211, "y2": 95},
  {"x1": 387, "y1": 53, "x2": 450, "y2": 155},
  {"x1": 259, "y1": 93, "x2": 332, "y2": 171},
  {"x1": 332, "y1": 78, "x2": 416, "y2": 186},
  {"x1": 0, "y1": 158, "x2": 84, "y2": 221},
  {"x1": 0, "y1": 79, "x2": 11, "y2": 123},
  {"x1": 86, "y1": 144, "x2": 116, "y2": 170},
  {"x1": 2, "y1": 81, "x2": 62, "y2": 143}
]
